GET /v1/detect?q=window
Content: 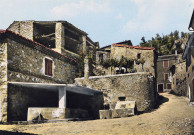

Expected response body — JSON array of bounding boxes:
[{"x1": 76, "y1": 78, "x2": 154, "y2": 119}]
[
  {"x1": 164, "y1": 73, "x2": 169, "y2": 81},
  {"x1": 99, "y1": 54, "x2": 103, "y2": 63},
  {"x1": 118, "y1": 97, "x2": 126, "y2": 101},
  {"x1": 167, "y1": 84, "x2": 172, "y2": 89},
  {"x1": 137, "y1": 53, "x2": 141, "y2": 59},
  {"x1": 163, "y1": 60, "x2": 169, "y2": 68},
  {"x1": 45, "y1": 58, "x2": 53, "y2": 76}
]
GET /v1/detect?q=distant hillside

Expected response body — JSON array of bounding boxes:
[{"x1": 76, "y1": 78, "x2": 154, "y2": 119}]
[{"x1": 140, "y1": 30, "x2": 188, "y2": 56}]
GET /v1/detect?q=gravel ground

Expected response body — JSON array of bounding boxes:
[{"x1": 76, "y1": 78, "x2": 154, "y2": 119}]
[{"x1": 0, "y1": 93, "x2": 193, "y2": 135}]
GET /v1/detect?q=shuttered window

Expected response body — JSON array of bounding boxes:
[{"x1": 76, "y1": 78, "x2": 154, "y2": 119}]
[
  {"x1": 163, "y1": 60, "x2": 169, "y2": 68},
  {"x1": 167, "y1": 84, "x2": 171, "y2": 89},
  {"x1": 45, "y1": 58, "x2": 53, "y2": 76},
  {"x1": 164, "y1": 73, "x2": 168, "y2": 81}
]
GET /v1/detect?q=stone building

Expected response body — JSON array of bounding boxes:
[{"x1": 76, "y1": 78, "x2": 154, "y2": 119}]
[
  {"x1": 111, "y1": 44, "x2": 156, "y2": 76},
  {"x1": 96, "y1": 40, "x2": 133, "y2": 65},
  {"x1": 170, "y1": 61, "x2": 187, "y2": 96},
  {"x1": 8, "y1": 21, "x2": 97, "y2": 72},
  {"x1": 76, "y1": 43, "x2": 158, "y2": 114},
  {"x1": 0, "y1": 21, "x2": 103, "y2": 122},
  {"x1": 183, "y1": 10, "x2": 194, "y2": 102},
  {"x1": 157, "y1": 54, "x2": 184, "y2": 93}
]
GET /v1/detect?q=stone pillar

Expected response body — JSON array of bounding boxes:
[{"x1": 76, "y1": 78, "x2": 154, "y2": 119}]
[
  {"x1": 82, "y1": 35, "x2": 87, "y2": 55},
  {"x1": 58, "y1": 87, "x2": 66, "y2": 108},
  {"x1": 55, "y1": 23, "x2": 65, "y2": 53},
  {"x1": 84, "y1": 57, "x2": 90, "y2": 79}
]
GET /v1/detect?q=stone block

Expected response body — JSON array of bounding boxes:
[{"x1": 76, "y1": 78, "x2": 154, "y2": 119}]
[
  {"x1": 115, "y1": 101, "x2": 135, "y2": 109},
  {"x1": 99, "y1": 110, "x2": 112, "y2": 119},
  {"x1": 27, "y1": 107, "x2": 70, "y2": 121},
  {"x1": 112, "y1": 108, "x2": 134, "y2": 118}
]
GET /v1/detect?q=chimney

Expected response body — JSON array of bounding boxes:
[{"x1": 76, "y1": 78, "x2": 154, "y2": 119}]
[
  {"x1": 175, "y1": 50, "x2": 177, "y2": 55},
  {"x1": 55, "y1": 22, "x2": 65, "y2": 53}
]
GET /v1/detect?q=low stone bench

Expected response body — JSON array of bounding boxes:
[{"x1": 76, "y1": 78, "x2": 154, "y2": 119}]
[
  {"x1": 99, "y1": 101, "x2": 135, "y2": 119},
  {"x1": 27, "y1": 107, "x2": 89, "y2": 121}
]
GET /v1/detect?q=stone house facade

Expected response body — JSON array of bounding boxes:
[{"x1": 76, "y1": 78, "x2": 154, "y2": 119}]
[
  {"x1": 96, "y1": 40, "x2": 133, "y2": 65},
  {"x1": 170, "y1": 61, "x2": 187, "y2": 96},
  {"x1": 8, "y1": 21, "x2": 97, "y2": 75},
  {"x1": 157, "y1": 54, "x2": 184, "y2": 93},
  {"x1": 183, "y1": 10, "x2": 194, "y2": 102},
  {"x1": 111, "y1": 44, "x2": 156, "y2": 76},
  {"x1": 0, "y1": 21, "x2": 103, "y2": 122}
]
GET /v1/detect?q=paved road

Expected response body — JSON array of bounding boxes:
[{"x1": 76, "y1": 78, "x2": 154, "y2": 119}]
[{"x1": 0, "y1": 93, "x2": 193, "y2": 135}]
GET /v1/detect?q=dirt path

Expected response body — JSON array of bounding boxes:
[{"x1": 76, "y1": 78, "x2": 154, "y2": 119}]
[{"x1": 0, "y1": 93, "x2": 193, "y2": 135}]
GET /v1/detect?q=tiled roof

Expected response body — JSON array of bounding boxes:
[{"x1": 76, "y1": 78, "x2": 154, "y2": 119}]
[
  {"x1": 0, "y1": 30, "x2": 77, "y2": 63},
  {"x1": 0, "y1": 29, "x2": 6, "y2": 33},
  {"x1": 113, "y1": 44, "x2": 155, "y2": 50}
]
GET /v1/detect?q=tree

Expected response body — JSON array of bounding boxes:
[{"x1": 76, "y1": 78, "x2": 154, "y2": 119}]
[{"x1": 140, "y1": 30, "x2": 188, "y2": 56}]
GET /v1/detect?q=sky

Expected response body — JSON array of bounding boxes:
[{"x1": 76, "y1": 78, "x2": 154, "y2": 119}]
[{"x1": 0, "y1": 0, "x2": 194, "y2": 47}]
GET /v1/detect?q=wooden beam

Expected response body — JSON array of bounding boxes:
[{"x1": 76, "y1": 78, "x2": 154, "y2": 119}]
[{"x1": 65, "y1": 36, "x2": 81, "y2": 44}]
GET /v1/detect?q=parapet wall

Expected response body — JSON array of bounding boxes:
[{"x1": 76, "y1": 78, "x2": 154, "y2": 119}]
[{"x1": 75, "y1": 72, "x2": 156, "y2": 112}]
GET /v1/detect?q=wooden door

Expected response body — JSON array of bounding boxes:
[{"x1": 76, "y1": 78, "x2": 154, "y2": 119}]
[{"x1": 158, "y1": 84, "x2": 163, "y2": 93}]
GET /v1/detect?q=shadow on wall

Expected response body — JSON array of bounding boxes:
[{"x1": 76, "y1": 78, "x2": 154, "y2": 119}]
[
  {"x1": 137, "y1": 94, "x2": 169, "y2": 115},
  {"x1": 0, "y1": 130, "x2": 38, "y2": 135}
]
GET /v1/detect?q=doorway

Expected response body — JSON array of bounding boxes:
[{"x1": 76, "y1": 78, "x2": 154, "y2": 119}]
[{"x1": 158, "y1": 84, "x2": 164, "y2": 93}]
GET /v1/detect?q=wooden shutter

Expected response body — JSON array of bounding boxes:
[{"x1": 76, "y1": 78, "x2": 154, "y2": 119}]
[
  {"x1": 163, "y1": 60, "x2": 169, "y2": 68},
  {"x1": 45, "y1": 58, "x2": 52, "y2": 76},
  {"x1": 164, "y1": 73, "x2": 168, "y2": 81},
  {"x1": 167, "y1": 84, "x2": 171, "y2": 89}
]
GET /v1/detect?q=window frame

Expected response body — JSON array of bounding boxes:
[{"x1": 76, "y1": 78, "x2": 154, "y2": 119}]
[
  {"x1": 166, "y1": 83, "x2": 172, "y2": 89},
  {"x1": 137, "y1": 53, "x2": 141, "y2": 59},
  {"x1": 164, "y1": 73, "x2": 169, "y2": 81},
  {"x1": 163, "y1": 60, "x2": 169, "y2": 68},
  {"x1": 43, "y1": 57, "x2": 54, "y2": 77}
]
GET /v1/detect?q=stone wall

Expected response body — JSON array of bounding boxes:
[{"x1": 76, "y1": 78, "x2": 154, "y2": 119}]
[
  {"x1": 172, "y1": 62, "x2": 187, "y2": 96},
  {"x1": 7, "y1": 38, "x2": 77, "y2": 84},
  {"x1": 0, "y1": 41, "x2": 8, "y2": 122},
  {"x1": 75, "y1": 72, "x2": 156, "y2": 112},
  {"x1": 8, "y1": 21, "x2": 34, "y2": 40}
]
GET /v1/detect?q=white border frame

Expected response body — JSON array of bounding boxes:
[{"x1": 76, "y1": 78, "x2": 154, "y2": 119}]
[
  {"x1": 43, "y1": 57, "x2": 54, "y2": 78},
  {"x1": 163, "y1": 59, "x2": 169, "y2": 68}
]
